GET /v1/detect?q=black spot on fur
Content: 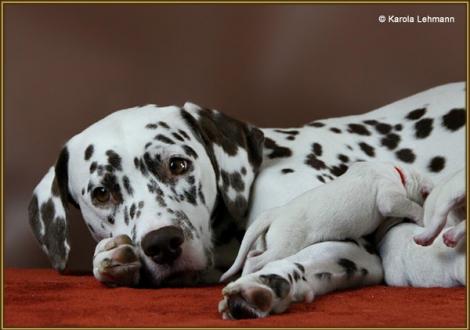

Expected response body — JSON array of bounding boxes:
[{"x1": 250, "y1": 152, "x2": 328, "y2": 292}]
[
  {"x1": 275, "y1": 129, "x2": 299, "y2": 136},
  {"x1": 361, "y1": 268, "x2": 369, "y2": 276},
  {"x1": 178, "y1": 129, "x2": 190, "y2": 140},
  {"x1": 381, "y1": 133, "x2": 400, "y2": 150},
  {"x1": 358, "y1": 142, "x2": 375, "y2": 157},
  {"x1": 124, "y1": 206, "x2": 129, "y2": 225},
  {"x1": 184, "y1": 186, "x2": 198, "y2": 205},
  {"x1": 155, "y1": 134, "x2": 174, "y2": 144},
  {"x1": 106, "y1": 150, "x2": 122, "y2": 171},
  {"x1": 101, "y1": 173, "x2": 123, "y2": 204},
  {"x1": 294, "y1": 263, "x2": 305, "y2": 273},
  {"x1": 312, "y1": 143, "x2": 322, "y2": 156},
  {"x1": 182, "y1": 145, "x2": 198, "y2": 159},
  {"x1": 406, "y1": 108, "x2": 426, "y2": 120},
  {"x1": 347, "y1": 124, "x2": 371, "y2": 136},
  {"x1": 172, "y1": 132, "x2": 185, "y2": 142},
  {"x1": 308, "y1": 122, "x2": 325, "y2": 127},
  {"x1": 130, "y1": 204, "x2": 136, "y2": 219},
  {"x1": 186, "y1": 175, "x2": 196, "y2": 185},
  {"x1": 394, "y1": 124, "x2": 403, "y2": 131},
  {"x1": 375, "y1": 123, "x2": 392, "y2": 135},
  {"x1": 88, "y1": 162, "x2": 97, "y2": 174},
  {"x1": 145, "y1": 142, "x2": 152, "y2": 149},
  {"x1": 146, "y1": 123, "x2": 158, "y2": 129},
  {"x1": 281, "y1": 168, "x2": 294, "y2": 174},
  {"x1": 122, "y1": 176, "x2": 133, "y2": 196},
  {"x1": 288, "y1": 273, "x2": 293, "y2": 283},
  {"x1": 293, "y1": 271, "x2": 300, "y2": 281},
  {"x1": 107, "y1": 216, "x2": 115, "y2": 224},
  {"x1": 230, "y1": 172, "x2": 245, "y2": 192},
  {"x1": 286, "y1": 136, "x2": 295, "y2": 141},
  {"x1": 415, "y1": 118, "x2": 434, "y2": 139},
  {"x1": 158, "y1": 121, "x2": 170, "y2": 129},
  {"x1": 442, "y1": 108, "x2": 465, "y2": 131},
  {"x1": 260, "y1": 274, "x2": 291, "y2": 299},
  {"x1": 363, "y1": 120, "x2": 378, "y2": 126},
  {"x1": 317, "y1": 175, "x2": 325, "y2": 183},
  {"x1": 428, "y1": 156, "x2": 446, "y2": 172},
  {"x1": 337, "y1": 258, "x2": 357, "y2": 278},
  {"x1": 264, "y1": 137, "x2": 292, "y2": 159},
  {"x1": 329, "y1": 164, "x2": 348, "y2": 177},
  {"x1": 396, "y1": 148, "x2": 415, "y2": 163},
  {"x1": 198, "y1": 184, "x2": 206, "y2": 205},
  {"x1": 84, "y1": 145, "x2": 94, "y2": 161},
  {"x1": 87, "y1": 224, "x2": 95, "y2": 233},
  {"x1": 40, "y1": 198, "x2": 55, "y2": 225},
  {"x1": 330, "y1": 127, "x2": 342, "y2": 134},
  {"x1": 338, "y1": 154, "x2": 349, "y2": 163},
  {"x1": 131, "y1": 225, "x2": 137, "y2": 243},
  {"x1": 305, "y1": 154, "x2": 326, "y2": 170}
]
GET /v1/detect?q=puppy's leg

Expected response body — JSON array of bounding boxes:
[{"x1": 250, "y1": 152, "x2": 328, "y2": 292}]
[
  {"x1": 378, "y1": 191, "x2": 424, "y2": 225},
  {"x1": 219, "y1": 239, "x2": 383, "y2": 319},
  {"x1": 443, "y1": 220, "x2": 466, "y2": 248},
  {"x1": 414, "y1": 169, "x2": 466, "y2": 246},
  {"x1": 93, "y1": 235, "x2": 141, "y2": 287}
]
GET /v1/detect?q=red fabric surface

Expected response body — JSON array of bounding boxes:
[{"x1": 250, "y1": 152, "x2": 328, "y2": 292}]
[{"x1": 4, "y1": 268, "x2": 467, "y2": 327}]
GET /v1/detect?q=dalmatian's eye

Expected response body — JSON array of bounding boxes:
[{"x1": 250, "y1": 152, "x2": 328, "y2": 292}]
[
  {"x1": 92, "y1": 187, "x2": 111, "y2": 204},
  {"x1": 169, "y1": 157, "x2": 190, "y2": 175}
]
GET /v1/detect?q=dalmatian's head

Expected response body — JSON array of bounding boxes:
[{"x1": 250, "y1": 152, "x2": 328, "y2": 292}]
[{"x1": 28, "y1": 102, "x2": 264, "y2": 285}]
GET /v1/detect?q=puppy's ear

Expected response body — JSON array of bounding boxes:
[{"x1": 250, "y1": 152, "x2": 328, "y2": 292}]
[
  {"x1": 28, "y1": 147, "x2": 77, "y2": 272},
  {"x1": 181, "y1": 102, "x2": 264, "y2": 222}
]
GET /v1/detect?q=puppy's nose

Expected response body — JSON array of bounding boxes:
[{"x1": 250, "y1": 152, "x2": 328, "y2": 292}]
[{"x1": 141, "y1": 226, "x2": 184, "y2": 264}]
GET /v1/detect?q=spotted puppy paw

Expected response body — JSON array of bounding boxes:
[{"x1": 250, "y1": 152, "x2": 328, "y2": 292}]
[
  {"x1": 93, "y1": 234, "x2": 141, "y2": 287},
  {"x1": 219, "y1": 273, "x2": 299, "y2": 319}
]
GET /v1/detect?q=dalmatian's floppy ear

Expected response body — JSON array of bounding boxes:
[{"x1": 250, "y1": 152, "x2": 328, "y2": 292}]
[
  {"x1": 181, "y1": 102, "x2": 264, "y2": 221},
  {"x1": 28, "y1": 147, "x2": 77, "y2": 272}
]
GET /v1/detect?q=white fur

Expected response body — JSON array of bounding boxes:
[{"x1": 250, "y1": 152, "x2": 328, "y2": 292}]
[{"x1": 221, "y1": 161, "x2": 432, "y2": 281}]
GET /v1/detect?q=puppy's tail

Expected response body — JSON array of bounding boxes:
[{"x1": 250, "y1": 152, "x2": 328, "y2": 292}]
[{"x1": 219, "y1": 211, "x2": 275, "y2": 282}]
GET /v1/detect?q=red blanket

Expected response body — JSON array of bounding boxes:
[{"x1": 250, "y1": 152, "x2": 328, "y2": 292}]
[{"x1": 4, "y1": 269, "x2": 466, "y2": 327}]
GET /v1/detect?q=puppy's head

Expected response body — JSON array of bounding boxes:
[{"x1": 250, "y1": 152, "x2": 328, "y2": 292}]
[
  {"x1": 399, "y1": 165, "x2": 434, "y2": 205},
  {"x1": 29, "y1": 103, "x2": 264, "y2": 285}
]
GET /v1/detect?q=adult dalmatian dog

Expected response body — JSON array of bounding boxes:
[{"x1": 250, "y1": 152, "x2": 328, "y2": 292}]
[{"x1": 29, "y1": 82, "x2": 466, "y2": 319}]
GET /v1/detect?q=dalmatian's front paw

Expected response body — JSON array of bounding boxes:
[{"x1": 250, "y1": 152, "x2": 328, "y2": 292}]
[
  {"x1": 219, "y1": 273, "x2": 301, "y2": 319},
  {"x1": 93, "y1": 235, "x2": 141, "y2": 287}
]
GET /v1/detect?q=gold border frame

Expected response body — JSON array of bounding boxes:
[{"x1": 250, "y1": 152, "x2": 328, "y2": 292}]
[{"x1": 0, "y1": 1, "x2": 468, "y2": 329}]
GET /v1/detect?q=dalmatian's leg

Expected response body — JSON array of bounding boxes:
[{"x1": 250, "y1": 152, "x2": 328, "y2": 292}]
[
  {"x1": 93, "y1": 234, "x2": 142, "y2": 287},
  {"x1": 219, "y1": 239, "x2": 383, "y2": 319},
  {"x1": 443, "y1": 220, "x2": 466, "y2": 248}
]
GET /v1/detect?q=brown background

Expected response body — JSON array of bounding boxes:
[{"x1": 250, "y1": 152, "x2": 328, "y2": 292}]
[{"x1": 4, "y1": 4, "x2": 466, "y2": 270}]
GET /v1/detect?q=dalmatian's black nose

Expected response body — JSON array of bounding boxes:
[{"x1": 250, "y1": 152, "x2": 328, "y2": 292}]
[{"x1": 141, "y1": 226, "x2": 184, "y2": 265}]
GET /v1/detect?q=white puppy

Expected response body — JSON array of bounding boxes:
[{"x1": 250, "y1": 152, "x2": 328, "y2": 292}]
[
  {"x1": 221, "y1": 161, "x2": 433, "y2": 282},
  {"x1": 414, "y1": 168, "x2": 466, "y2": 248}
]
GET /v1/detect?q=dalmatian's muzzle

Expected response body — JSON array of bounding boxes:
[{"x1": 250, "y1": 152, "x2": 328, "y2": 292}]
[{"x1": 28, "y1": 102, "x2": 264, "y2": 286}]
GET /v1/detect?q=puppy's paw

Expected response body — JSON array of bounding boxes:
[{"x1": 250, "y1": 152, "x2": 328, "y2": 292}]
[
  {"x1": 93, "y1": 235, "x2": 141, "y2": 287},
  {"x1": 413, "y1": 233, "x2": 434, "y2": 247},
  {"x1": 442, "y1": 227, "x2": 463, "y2": 248},
  {"x1": 219, "y1": 273, "x2": 293, "y2": 319}
]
